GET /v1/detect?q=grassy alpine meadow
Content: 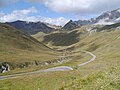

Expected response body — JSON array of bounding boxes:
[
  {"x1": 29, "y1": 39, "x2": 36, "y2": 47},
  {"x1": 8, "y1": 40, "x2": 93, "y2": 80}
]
[
  {"x1": 0, "y1": 64, "x2": 119, "y2": 90},
  {"x1": 0, "y1": 24, "x2": 62, "y2": 75},
  {"x1": 0, "y1": 23, "x2": 120, "y2": 90},
  {"x1": 4, "y1": 28, "x2": 119, "y2": 90}
]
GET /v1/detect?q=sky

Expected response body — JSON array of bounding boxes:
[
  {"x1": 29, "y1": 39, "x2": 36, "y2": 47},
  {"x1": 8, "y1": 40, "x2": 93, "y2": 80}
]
[{"x1": 0, "y1": 0, "x2": 120, "y2": 26}]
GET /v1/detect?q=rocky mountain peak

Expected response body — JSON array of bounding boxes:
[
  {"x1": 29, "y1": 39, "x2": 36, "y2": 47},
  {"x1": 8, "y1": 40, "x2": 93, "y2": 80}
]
[{"x1": 63, "y1": 8, "x2": 120, "y2": 30}]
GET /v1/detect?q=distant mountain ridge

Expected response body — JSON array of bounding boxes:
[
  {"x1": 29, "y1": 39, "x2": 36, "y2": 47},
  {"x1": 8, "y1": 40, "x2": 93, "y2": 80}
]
[
  {"x1": 94, "y1": 8, "x2": 120, "y2": 24},
  {"x1": 6, "y1": 20, "x2": 55, "y2": 35},
  {"x1": 63, "y1": 8, "x2": 120, "y2": 30}
]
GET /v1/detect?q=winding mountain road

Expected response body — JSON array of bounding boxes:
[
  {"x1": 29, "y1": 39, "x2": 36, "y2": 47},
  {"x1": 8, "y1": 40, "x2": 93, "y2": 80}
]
[
  {"x1": 78, "y1": 51, "x2": 96, "y2": 66},
  {"x1": 0, "y1": 51, "x2": 96, "y2": 80}
]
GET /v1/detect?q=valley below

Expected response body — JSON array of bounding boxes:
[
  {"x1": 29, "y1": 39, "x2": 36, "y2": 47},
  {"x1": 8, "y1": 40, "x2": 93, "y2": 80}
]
[{"x1": 0, "y1": 51, "x2": 96, "y2": 80}]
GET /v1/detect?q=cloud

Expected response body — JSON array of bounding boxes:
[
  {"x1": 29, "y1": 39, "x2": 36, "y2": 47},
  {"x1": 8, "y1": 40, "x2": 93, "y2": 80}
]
[
  {"x1": 0, "y1": 7, "x2": 69, "y2": 26},
  {"x1": 26, "y1": 0, "x2": 120, "y2": 14},
  {"x1": 0, "y1": 7, "x2": 37, "y2": 22},
  {"x1": 0, "y1": 0, "x2": 17, "y2": 7},
  {"x1": 0, "y1": 12, "x2": 5, "y2": 17},
  {"x1": 40, "y1": 17, "x2": 69, "y2": 26}
]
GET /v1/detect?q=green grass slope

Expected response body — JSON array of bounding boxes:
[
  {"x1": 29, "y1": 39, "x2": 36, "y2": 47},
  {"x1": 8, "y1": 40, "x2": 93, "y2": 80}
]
[
  {"x1": 0, "y1": 24, "x2": 59, "y2": 70},
  {"x1": 59, "y1": 66, "x2": 120, "y2": 90},
  {"x1": 42, "y1": 30, "x2": 81, "y2": 46},
  {"x1": 0, "y1": 24, "x2": 120, "y2": 90}
]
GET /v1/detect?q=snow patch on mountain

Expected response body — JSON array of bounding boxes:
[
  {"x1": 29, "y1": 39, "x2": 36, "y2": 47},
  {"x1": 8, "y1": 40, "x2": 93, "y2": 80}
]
[
  {"x1": 116, "y1": 17, "x2": 120, "y2": 22},
  {"x1": 63, "y1": 8, "x2": 120, "y2": 30}
]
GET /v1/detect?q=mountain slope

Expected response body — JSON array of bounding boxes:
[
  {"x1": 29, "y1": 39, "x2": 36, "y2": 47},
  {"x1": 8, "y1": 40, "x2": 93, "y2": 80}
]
[
  {"x1": 6, "y1": 20, "x2": 55, "y2": 34},
  {"x1": 95, "y1": 8, "x2": 120, "y2": 24},
  {"x1": 40, "y1": 23, "x2": 120, "y2": 50},
  {"x1": 63, "y1": 8, "x2": 120, "y2": 30},
  {"x1": 0, "y1": 23, "x2": 58, "y2": 70},
  {"x1": 99, "y1": 22, "x2": 120, "y2": 31},
  {"x1": 42, "y1": 30, "x2": 81, "y2": 46},
  {"x1": 62, "y1": 20, "x2": 81, "y2": 30},
  {"x1": 1, "y1": 24, "x2": 120, "y2": 90}
]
